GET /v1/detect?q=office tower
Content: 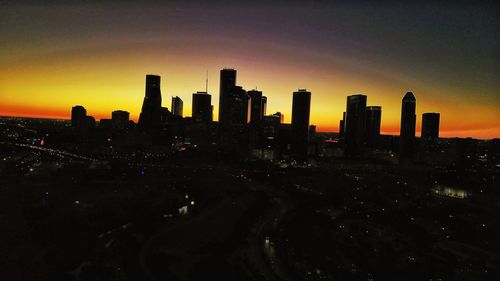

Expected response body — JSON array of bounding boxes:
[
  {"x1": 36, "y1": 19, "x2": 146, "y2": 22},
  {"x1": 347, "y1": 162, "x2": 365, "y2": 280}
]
[
  {"x1": 339, "y1": 112, "x2": 346, "y2": 137},
  {"x1": 71, "y1": 105, "x2": 87, "y2": 129},
  {"x1": 400, "y1": 92, "x2": 416, "y2": 162},
  {"x1": 248, "y1": 90, "x2": 264, "y2": 125},
  {"x1": 85, "y1": 116, "x2": 96, "y2": 129},
  {"x1": 99, "y1": 118, "x2": 112, "y2": 129},
  {"x1": 111, "y1": 110, "x2": 130, "y2": 130},
  {"x1": 189, "y1": 92, "x2": 212, "y2": 146},
  {"x1": 192, "y1": 91, "x2": 212, "y2": 124},
  {"x1": 366, "y1": 106, "x2": 382, "y2": 146},
  {"x1": 345, "y1": 94, "x2": 367, "y2": 157},
  {"x1": 262, "y1": 114, "x2": 281, "y2": 147},
  {"x1": 219, "y1": 85, "x2": 250, "y2": 151},
  {"x1": 291, "y1": 89, "x2": 311, "y2": 160},
  {"x1": 273, "y1": 112, "x2": 284, "y2": 124},
  {"x1": 309, "y1": 125, "x2": 317, "y2": 139},
  {"x1": 160, "y1": 107, "x2": 171, "y2": 124},
  {"x1": 243, "y1": 89, "x2": 251, "y2": 125},
  {"x1": 262, "y1": 96, "x2": 267, "y2": 116},
  {"x1": 225, "y1": 86, "x2": 249, "y2": 126},
  {"x1": 138, "y1": 74, "x2": 162, "y2": 132},
  {"x1": 421, "y1": 112, "x2": 440, "y2": 140},
  {"x1": 218, "y1": 68, "x2": 237, "y2": 126},
  {"x1": 171, "y1": 96, "x2": 183, "y2": 117}
]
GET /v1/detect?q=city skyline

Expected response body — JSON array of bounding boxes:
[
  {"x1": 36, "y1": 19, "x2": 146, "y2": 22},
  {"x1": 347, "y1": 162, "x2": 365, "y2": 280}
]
[
  {"x1": 1, "y1": 2, "x2": 500, "y2": 280},
  {"x1": 1, "y1": 1, "x2": 499, "y2": 139},
  {"x1": 2, "y1": 69, "x2": 499, "y2": 140}
]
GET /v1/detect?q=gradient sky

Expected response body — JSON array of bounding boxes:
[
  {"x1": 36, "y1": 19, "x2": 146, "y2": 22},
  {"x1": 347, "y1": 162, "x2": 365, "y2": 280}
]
[{"x1": 1, "y1": 0, "x2": 499, "y2": 138}]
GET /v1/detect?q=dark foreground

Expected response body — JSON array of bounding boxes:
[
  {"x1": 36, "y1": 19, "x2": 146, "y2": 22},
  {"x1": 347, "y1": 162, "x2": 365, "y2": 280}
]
[{"x1": 1, "y1": 120, "x2": 499, "y2": 281}]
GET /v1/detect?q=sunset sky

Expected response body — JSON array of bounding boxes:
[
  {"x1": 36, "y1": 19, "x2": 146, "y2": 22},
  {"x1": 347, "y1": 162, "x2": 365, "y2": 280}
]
[{"x1": 1, "y1": 0, "x2": 499, "y2": 138}]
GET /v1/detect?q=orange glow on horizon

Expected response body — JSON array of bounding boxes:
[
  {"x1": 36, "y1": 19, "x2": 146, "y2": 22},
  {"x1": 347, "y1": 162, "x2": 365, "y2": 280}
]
[
  {"x1": 1, "y1": 41, "x2": 499, "y2": 140},
  {"x1": 2, "y1": 102, "x2": 499, "y2": 139}
]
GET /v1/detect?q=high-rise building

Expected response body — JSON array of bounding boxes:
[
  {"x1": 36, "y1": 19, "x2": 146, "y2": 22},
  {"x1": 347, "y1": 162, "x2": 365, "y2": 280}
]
[
  {"x1": 71, "y1": 105, "x2": 87, "y2": 129},
  {"x1": 262, "y1": 96, "x2": 267, "y2": 116},
  {"x1": 273, "y1": 112, "x2": 284, "y2": 123},
  {"x1": 248, "y1": 90, "x2": 264, "y2": 125},
  {"x1": 138, "y1": 74, "x2": 162, "y2": 132},
  {"x1": 225, "y1": 86, "x2": 250, "y2": 126},
  {"x1": 99, "y1": 118, "x2": 112, "y2": 129},
  {"x1": 85, "y1": 116, "x2": 96, "y2": 129},
  {"x1": 366, "y1": 106, "x2": 382, "y2": 146},
  {"x1": 400, "y1": 92, "x2": 416, "y2": 162},
  {"x1": 421, "y1": 112, "x2": 440, "y2": 140},
  {"x1": 309, "y1": 125, "x2": 317, "y2": 139},
  {"x1": 111, "y1": 110, "x2": 130, "y2": 130},
  {"x1": 339, "y1": 112, "x2": 346, "y2": 137},
  {"x1": 160, "y1": 107, "x2": 171, "y2": 124},
  {"x1": 345, "y1": 94, "x2": 367, "y2": 157},
  {"x1": 218, "y1": 69, "x2": 237, "y2": 126},
  {"x1": 219, "y1": 84, "x2": 250, "y2": 150},
  {"x1": 291, "y1": 89, "x2": 311, "y2": 159},
  {"x1": 420, "y1": 112, "x2": 440, "y2": 161},
  {"x1": 262, "y1": 115, "x2": 281, "y2": 141},
  {"x1": 171, "y1": 96, "x2": 183, "y2": 117},
  {"x1": 192, "y1": 91, "x2": 212, "y2": 124}
]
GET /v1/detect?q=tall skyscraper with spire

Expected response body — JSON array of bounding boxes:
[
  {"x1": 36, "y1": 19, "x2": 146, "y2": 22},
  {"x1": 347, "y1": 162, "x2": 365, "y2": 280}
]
[
  {"x1": 138, "y1": 74, "x2": 162, "y2": 132},
  {"x1": 400, "y1": 92, "x2": 416, "y2": 163}
]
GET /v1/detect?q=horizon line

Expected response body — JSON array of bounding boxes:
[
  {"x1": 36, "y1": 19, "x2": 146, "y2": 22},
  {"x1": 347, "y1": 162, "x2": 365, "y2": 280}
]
[{"x1": 1, "y1": 114, "x2": 498, "y2": 141}]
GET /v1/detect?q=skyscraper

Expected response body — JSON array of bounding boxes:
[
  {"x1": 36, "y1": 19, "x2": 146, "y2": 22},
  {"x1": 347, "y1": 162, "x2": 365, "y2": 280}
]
[
  {"x1": 218, "y1": 84, "x2": 250, "y2": 151},
  {"x1": 223, "y1": 86, "x2": 250, "y2": 126},
  {"x1": 71, "y1": 105, "x2": 87, "y2": 129},
  {"x1": 291, "y1": 89, "x2": 311, "y2": 160},
  {"x1": 273, "y1": 112, "x2": 284, "y2": 124},
  {"x1": 400, "y1": 92, "x2": 416, "y2": 162},
  {"x1": 171, "y1": 96, "x2": 183, "y2": 117},
  {"x1": 248, "y1": 89, "x2": 264, "y2": 125},
  {"x1": 421, "y1": 112, "x2": 440, "y2": 141},
  {"x1": 262, "y1": 114, "x2": 281, "y2": 143},
  {"x1": 339, "y1": 112, "x2": 346, "y2": 137},
  {"x1": 85, "y1": 116, "x2": 96, "y2": 129},
  {"x1": 345, "y1": 94, "x2": 367, "y2": 157},
  {"x1": 160, "y1": 107, "x2": 171, "y2": 124},
  {"x1": 111, "y1": 110, "x2": 130, "y2": 130},
  {"x1": 138, "y1": 74, "x2": 162, "y2": 132},
  {"x1": 366, "y1": 106, "x2": 382, "y2": 146},
  {"x1": 192, "y1": 92, "x2": 212, "y2": 124},
  {"x1": 218, "y1": 68, "x2": 237, "y2": 126},
  {"x1": 262, "y1": 96, "x2": 267, "y2": 116},
  {"x1": 420, "y1": 112, "x2": 440, "y2": 160}
]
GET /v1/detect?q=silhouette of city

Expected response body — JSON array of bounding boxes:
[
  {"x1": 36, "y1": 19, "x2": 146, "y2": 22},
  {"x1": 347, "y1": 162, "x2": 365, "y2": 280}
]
[
  {"x1": 1, "y1": 68, "x2": 499, "y2": 281},
  {"x1": 1, "y1": 2, "x2": 500, "y2": 281}
]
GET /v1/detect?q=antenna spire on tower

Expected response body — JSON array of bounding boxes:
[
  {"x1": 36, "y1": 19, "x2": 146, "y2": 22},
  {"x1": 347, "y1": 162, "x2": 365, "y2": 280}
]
[{"x1": 205, "y1": 70, "x2": 208, "y2": 93}]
